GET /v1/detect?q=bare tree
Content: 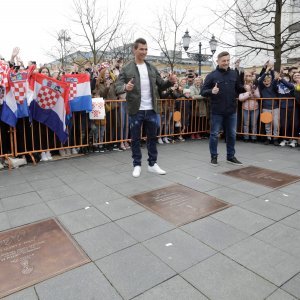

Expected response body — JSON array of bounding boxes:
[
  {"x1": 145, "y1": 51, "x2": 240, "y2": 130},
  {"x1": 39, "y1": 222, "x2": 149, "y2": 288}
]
[
  {"x1": 147, "y1": 0, "x2": 191, "y2": 72},
  {"x1": 71, "y1": 0, "x2": 126, "y2": 65},
  {"x1": 211, "y1": 0, "x2": 300, "y2": 69},
  {"x1": 46, "y1": 29, "x2": 75, "y2": 68}
]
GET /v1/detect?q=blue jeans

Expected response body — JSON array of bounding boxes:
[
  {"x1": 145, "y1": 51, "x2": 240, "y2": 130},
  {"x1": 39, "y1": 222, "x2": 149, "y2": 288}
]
[
  {"x1": 210, "y1": 113, "x2": 237, "y2": 159},
  {"x1": 129, "y1": 110, "x2": 158, "y2": 167}
]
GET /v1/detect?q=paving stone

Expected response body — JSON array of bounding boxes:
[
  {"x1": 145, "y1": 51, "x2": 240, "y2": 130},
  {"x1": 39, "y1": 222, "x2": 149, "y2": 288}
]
[
  {"x1": 282, "y1": 273, "x2": 300, "y2": 299},
  {"x1": 0, "y1": 183, "x2": 34, "y2": 198},
  {"x1": 67, "y1": 178, "x2": 106, "y2": 194},
  {"x1": 81, "y1": 186, "x2": 123, "y2": 204},
  {"x1": 37, "y1": 184, "x2": 77, "y2": 201},
  {"x1": 181, "y1": 253, "x2": 276, "y2": 300},
  {"x1": 2, "y1": 287, "x2": 38, "y2": 300},
  {"x1": 116, "y1": 211, "x2": 175, "y2": 242},
  {"x1": 0, "y1": 212, "x2": 10, "y2": 231},
  {"x1": 266, "y1": 288, "x2": 297, "y2": 300},
  {"x1": 207, "y1": 186, "x2": 254, "y2": 204},
  {"x1": 29, "y1": 177, "x2": 65, "y2": 191},
  {"x1": 58, "y1": 207, "x2": 110, "y2": 234},
  {"x1": 228, "y1": 180, "x2": 273, "y2": 196},
  {"x1": 110, "y1": 181, "x2": 151, "y2": 197},
  {"x1": 254, "y1": 223, "x2": 300, "y2": 259},
  {"x1": 181, "y1": 216, "x2": 249, "y2": 251},
  {"x1": 280, "y1": 212, "x2": 300, "y2": 230},
  {"x1": 133, "y1": 275, "x2": 208, "y2": 300},
  {"x1": 143, "y1": 229, "x2": 216, "y2": 272},
  {"x1": 1, "y1": 192, "x2": 42, "y2": 211},
  {"x1": 0, "y1": 172, "x2": 26, "y2": 187},
  {"x1": 96, "y1": 244, "x2": 176, "y2": 300},
  {"x1": 6, "y1": 203, "x2": 54, "y2": 227},
  {"x1": 35, "y1": 263, "x2": 121, "y2": 300},
  {"x1": 238, "y1": 198, "x2": 296, "y2": 221},
  {"x1": 212, "y1": 206, "x2": 274, "y2": 234},
  {"x1": 96, "y1": 197, "x2": 145, "y2": 220},
  {"x1": 46, "y1": 194, "x2": 90, "y2": 215},
  {"x1": 184, "y1": 168, "x2": 242, "y2": 186},
  {"x1": 74, "y1": 222, "x2": 137, "y2": 260},
  {"x1": 260, "y1": 190, "x2": 300, "y2": 210},
  {"x1": 222, "y1": 236, "x2": 300, "y2": 286}
]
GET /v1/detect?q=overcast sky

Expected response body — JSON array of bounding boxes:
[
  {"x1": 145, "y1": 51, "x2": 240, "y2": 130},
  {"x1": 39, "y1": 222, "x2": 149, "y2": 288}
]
[{"x1": 1, "y1": 0, "x2": 231, "y2": 65}]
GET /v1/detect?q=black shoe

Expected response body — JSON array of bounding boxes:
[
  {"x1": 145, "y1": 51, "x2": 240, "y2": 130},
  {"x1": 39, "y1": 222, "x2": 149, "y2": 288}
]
[
  {"x1": 227, "y1": 156, "x2": 243, "y2": 166},
  {"x1": 243, "y1": 139, "x2": 249, "y2": 143},
  {"x1": 251, "y1": 139, "x2": 257, "y2": 143},
  {"x1": 273, "y1": 139, "x2": 280, "y2": 146},
  {"x1": 210, "y1": 157, "x2": 218, "y2": 166},
  {"x1": 264, "y1": 139, "x2": 270, "y2": 145}
]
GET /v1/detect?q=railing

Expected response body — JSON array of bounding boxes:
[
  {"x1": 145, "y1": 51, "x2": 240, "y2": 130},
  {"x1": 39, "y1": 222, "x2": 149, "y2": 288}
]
[{"x1": 0, "y1": 97, "x2": 299, "y2": 166}]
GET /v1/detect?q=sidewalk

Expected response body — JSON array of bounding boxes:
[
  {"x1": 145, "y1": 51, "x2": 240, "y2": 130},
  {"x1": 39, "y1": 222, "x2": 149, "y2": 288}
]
[{"x1": 1, "y1": 140, "x2": 300, "y2": 300}]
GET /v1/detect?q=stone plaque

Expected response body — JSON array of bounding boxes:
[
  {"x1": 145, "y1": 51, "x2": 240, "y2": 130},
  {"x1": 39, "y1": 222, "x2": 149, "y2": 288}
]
[
  {"x1": 131, "y1": 184, "x2": 230, "y2": 226},
  {"x1": 223, "y1": 166, "x2": 300, "y2": 188},
  {"x1": 0, "y1": 218, "x2": 90, "y2": 298}
]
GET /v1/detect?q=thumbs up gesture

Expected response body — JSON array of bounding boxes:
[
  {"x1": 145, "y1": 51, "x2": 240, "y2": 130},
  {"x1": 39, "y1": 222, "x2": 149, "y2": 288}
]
[{"x1": 212, "y1": 83, "x2": 219, "y2": 94}]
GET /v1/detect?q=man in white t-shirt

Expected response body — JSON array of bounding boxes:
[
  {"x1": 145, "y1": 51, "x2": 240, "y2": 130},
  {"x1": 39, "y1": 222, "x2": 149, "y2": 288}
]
[{"x1": 115, "y1": 38, "x2": 177, "y2": 177}]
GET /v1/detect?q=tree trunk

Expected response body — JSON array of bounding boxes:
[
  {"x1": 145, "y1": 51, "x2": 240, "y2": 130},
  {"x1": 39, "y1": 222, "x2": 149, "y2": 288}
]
[{"x1": 274, "y1": 0, "x2": 282, "y2": 70}]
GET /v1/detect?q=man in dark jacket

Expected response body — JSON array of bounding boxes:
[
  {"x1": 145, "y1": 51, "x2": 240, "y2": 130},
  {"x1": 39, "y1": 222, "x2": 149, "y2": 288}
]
[
  {"x1": 115, "y1": 38, "x2": 176, "y2": 177},
  {"x1": 201, "y1": 51, "x2": 244, "y2": 166}
]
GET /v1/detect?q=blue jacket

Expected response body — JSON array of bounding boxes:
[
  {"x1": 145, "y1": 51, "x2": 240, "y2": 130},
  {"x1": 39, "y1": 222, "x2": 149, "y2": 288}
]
[
  {"x1": 201, "y1": 66, "x2": 244, "y2": 115},
  {"x1": 258, "y1": 72, "x2": 278, "y2": 109}
]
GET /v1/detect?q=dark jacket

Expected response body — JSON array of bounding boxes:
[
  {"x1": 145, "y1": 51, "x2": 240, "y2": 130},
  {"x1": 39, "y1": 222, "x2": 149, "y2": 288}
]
[
  {"x1": 258, "y1": 72, "x2": 279, "y2": 109},
  {"x1": 115, "y1": 60, "x2": 172, "y2": 115},
  {"x1": 201, "y1": 66, "x2": 244, "y2": 115}
]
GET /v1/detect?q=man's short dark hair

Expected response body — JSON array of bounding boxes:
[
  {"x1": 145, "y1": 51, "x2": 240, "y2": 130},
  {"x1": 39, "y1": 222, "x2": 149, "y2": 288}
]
[
  {"x1": 133, "y1": 38, "x2": 147, "y2": 49},
  {"x1": 217, "y1": 51, "x2": 230, "y2": 59}
]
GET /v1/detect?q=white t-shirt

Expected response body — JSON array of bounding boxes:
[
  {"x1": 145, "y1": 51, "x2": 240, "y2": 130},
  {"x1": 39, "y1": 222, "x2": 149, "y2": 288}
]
[{"x1": 137, "y1": 63, "x2": 153, "y2": 110}]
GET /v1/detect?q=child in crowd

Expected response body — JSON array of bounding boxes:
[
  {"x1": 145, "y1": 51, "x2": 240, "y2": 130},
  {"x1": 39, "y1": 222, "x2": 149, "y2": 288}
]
[
  {"x1": 239, "y1": 72, "x2": 260, "y2": 142},
  {"x1": 258, "y1": 66, "x2": 280, "y2": 145}
]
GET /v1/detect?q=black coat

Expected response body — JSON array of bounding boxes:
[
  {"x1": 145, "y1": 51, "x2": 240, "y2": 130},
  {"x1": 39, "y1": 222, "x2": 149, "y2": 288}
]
[{"x1": 201, "y1": 66, "x2": 244, "y2": 115}]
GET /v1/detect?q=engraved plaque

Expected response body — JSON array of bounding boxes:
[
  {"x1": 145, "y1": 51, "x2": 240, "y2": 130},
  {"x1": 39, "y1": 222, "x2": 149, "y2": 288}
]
[
  {"x1": 223, "y1": 166, "x2": 300, "y2": 188},
  {"x1": 131, "y1": 184, "x2": 230, "y2": 226},
  {"x1": 0, "y1": 218, "x2": 90, "y2": 298}
]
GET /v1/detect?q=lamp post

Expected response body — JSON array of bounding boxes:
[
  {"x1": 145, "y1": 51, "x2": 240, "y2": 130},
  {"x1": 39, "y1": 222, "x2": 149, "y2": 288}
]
[{"x1": 182, "y1": 30, "x2": 218, "y2": 76}]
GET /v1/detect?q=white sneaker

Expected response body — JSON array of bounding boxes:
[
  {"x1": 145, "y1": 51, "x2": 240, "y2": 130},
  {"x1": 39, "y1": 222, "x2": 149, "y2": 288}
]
[
  {"x1": 71, "y1": 148, "x2": 78, "y2": 155},
  {"x1": 59, "y1": 149, "x2": 66, "y2": 157},
  {"x1": 279, "y1": 140, "x2": 287, "y2": 147},
  {"x1": 5, "y1": 157, "x2": 27, "y2": 168},
  {"x1": 148, "y1": 163, "x2": 166, "y2": 175},
  {"x1": 46, "y1": 151, "x2": 53, "y2": 160},
  {"x1": 158, "y1": 138, "x2": 164, "y2": 144},
  {"x1": 289, "y1": 140, "x2": 297, "y2": 148},
  {"x1": 163, "y1": 137, "x2": 170, "y2": 144},
  {"x1": 132, "y1": 166, "x2": 141, "y2": 178},
  {"x1": 41, "y1": 152, "x2": 48, "y2": 161},
  {"x1": 65, "y1": 148, "x2": 71, "y2": 156}
]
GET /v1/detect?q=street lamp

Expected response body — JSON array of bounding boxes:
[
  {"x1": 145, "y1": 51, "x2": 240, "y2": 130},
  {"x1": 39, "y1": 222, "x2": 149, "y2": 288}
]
[{"x1": 182, "y1": 29, "x2": 218, "y2": 76}]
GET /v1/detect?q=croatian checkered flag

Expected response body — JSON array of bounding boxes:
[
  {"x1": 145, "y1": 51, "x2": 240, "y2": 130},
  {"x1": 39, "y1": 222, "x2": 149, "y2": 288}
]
[
  {"x1": 29, "y1": 73, "x2": 69, "y2": 143},
  {"x1": 0, "y1": 66, "x2": 35, "y2": 127}
]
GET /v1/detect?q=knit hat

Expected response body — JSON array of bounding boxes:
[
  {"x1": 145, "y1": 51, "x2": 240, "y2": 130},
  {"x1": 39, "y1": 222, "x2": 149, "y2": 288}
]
[{"x1": 183, "y1": 88, "x2": 191, "y2": 94}]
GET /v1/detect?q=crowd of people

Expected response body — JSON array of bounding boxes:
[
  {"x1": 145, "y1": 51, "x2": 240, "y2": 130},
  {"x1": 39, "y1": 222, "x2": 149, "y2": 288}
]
[{"x1": 1, "y1": 44, "x2": 300, "y2": 172}]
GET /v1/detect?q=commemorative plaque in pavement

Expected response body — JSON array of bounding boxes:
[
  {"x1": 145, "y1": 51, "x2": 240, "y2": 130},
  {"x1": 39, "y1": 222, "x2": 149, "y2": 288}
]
[
  {"x1": 223, "y1": 166, "x2": 300, "y2": 188},
  {"x1": 131, "y1": 184, "x2": 230, "y2": 226},
  {"x1": 0, "y1": 218, "x2": 90, "y2": 298}
]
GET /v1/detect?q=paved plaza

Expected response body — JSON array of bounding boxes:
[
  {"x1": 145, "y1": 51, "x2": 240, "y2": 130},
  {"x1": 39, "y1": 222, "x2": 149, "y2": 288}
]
[{"x1": 1, "y1": 139, "x2": 300, "y2": 300}]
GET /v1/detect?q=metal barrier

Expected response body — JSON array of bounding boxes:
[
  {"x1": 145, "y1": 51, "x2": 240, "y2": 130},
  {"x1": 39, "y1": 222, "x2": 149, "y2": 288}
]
[
  {"x1": 237, "y1": 97, "x2": 299, "y2": 141},
  {"x1": 1, "y1": 97, "x2": 299, "y2": 166}
]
